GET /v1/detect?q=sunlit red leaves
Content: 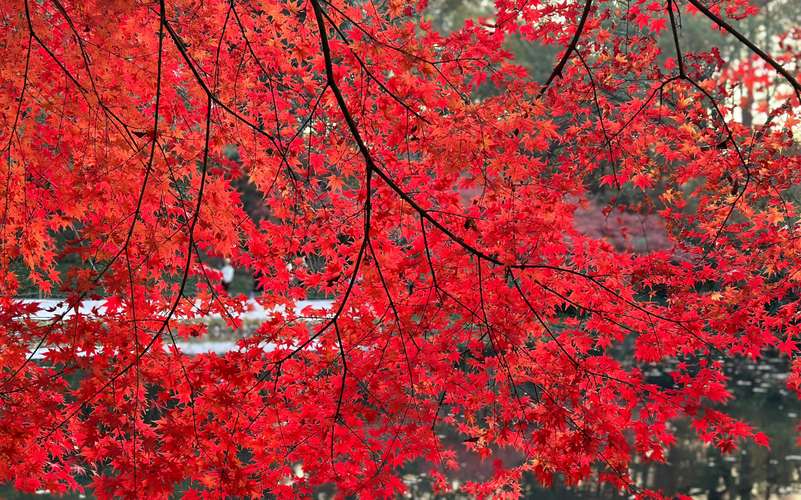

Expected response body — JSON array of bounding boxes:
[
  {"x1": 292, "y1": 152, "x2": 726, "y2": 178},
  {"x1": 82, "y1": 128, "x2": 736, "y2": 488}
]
[{"x1": 0, "y1": 0, "x2": 800, "y2": 497}]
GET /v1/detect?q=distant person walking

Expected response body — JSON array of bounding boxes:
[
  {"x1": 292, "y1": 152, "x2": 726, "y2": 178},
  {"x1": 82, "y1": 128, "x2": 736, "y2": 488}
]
[{"x1": 221, "y1": 258, "x2": 234, "y2": 292}]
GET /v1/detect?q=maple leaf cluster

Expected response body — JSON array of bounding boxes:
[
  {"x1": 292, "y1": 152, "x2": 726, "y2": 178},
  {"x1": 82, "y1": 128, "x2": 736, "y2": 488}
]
[{"x1": 1, "y1": 0, "x2": 800, "y2": 497}]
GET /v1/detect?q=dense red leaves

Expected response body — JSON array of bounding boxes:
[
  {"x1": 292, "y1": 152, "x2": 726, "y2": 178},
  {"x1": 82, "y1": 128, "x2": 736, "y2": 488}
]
[{"x1": 1, "y1": 0, "x2": 800, "y2": 497}]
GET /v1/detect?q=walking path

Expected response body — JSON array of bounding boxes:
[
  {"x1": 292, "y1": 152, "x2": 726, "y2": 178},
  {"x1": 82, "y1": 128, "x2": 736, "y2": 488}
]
[
  {"x1": 13, "y1": 297, "x2": 334, "y2": 357},
  {"x1": 16, "y1": 297, "x2": 334, "y2": 321}
]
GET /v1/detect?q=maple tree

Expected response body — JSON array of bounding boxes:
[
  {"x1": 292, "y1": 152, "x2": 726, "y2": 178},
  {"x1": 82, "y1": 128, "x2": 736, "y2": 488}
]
[{"x1": 1, "y1": 0, "x2": 801, "y2": 497}]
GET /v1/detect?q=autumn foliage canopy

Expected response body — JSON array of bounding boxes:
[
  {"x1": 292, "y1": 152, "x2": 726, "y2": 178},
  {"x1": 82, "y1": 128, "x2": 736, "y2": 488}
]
[{"x1": 1, "y1": 0, "x2": 801, "y2": 497}]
